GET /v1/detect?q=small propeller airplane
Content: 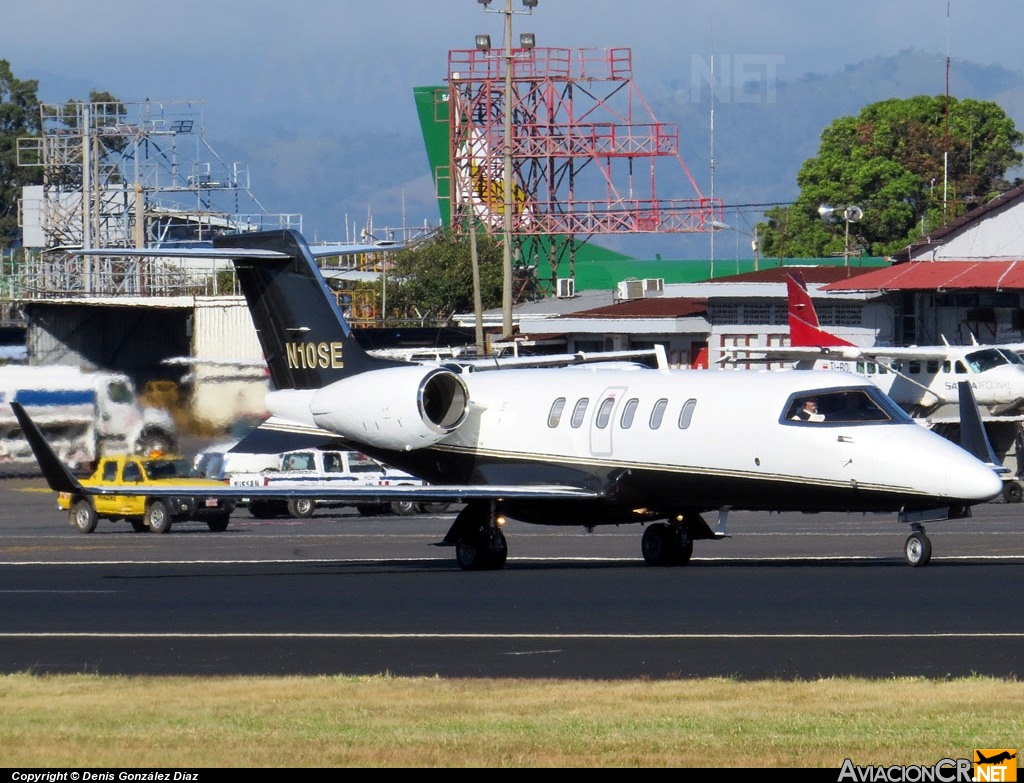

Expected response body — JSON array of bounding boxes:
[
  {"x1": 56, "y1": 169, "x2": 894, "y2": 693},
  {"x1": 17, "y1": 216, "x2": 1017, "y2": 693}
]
[
  {"x1": 13, "y1": 230, "x2": 1007, "y2": 569},
  {"x1": 724, "y1": 270, "x2": 1024, "y2": 420}
]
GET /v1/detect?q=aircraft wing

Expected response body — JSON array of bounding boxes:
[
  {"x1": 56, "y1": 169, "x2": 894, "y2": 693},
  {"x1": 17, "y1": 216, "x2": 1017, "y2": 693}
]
[
  {"x1": 720, "y1": 345, "x2": 868, "y2": 363},
  {"x1": 721, "y1": 344, "x2": 983, "y2": 363},
  {"x1": 61, "y1": 482, "x2": 602, "y2": 504}
]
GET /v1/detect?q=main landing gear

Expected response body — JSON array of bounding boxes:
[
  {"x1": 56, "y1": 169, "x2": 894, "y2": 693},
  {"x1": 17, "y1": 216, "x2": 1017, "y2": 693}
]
[
  {"x1": 641, "y1": 520, "x2": 694, "y2": 566},
  {"x1": 903, "y1": 523, "x2": 932, "y2": 567},
  {"x1": 441, "y1": 501, "x2": 508, "y2": 571}
]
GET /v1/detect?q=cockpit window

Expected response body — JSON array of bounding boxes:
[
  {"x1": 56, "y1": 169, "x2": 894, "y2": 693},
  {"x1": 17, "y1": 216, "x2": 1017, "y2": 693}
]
[
  {"x1": 965, "y1": 348, "x2": 1009, "y2": 373},
  {"x1": 998, "y1": 348, "x2": 1024, "y2": 365},
  {"x1": 784, "y1": 388, "x2": 909, "y2": 425}
]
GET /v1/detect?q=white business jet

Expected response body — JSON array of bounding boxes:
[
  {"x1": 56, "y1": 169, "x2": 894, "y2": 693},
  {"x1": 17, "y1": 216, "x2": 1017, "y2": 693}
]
[{"x1": 15, "y1": 231, "x2": 1004, "y2": 569}]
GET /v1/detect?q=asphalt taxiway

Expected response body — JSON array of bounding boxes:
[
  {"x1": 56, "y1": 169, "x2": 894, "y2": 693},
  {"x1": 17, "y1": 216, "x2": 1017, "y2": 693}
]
[{"x1": 1, "y1": 476, "x2": 1022, "y2": 679}]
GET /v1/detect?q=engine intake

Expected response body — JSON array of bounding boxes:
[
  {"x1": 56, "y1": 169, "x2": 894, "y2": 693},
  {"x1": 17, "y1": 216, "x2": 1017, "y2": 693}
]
[{"x1": 310, "y1": 366, "x2": 470, "y2": 450}]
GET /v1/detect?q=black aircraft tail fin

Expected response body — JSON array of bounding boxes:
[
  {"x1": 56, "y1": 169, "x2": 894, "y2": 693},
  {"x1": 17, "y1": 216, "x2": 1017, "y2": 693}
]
[
  {"x1": 10, "y1": 402, "x2": 86, "y2": 494},
  {"x1": 957, "y1": 381, "x2": 1007, "y2": 472},
  {"x1": 212, "y1": 229, "x2": 410, "y2": 391}
]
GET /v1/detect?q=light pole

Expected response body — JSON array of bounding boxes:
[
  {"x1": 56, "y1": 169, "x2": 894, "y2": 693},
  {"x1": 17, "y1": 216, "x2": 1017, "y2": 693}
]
[
  {"x1": 477, "y1": 0, "x2": 537, "y2": 338},
  {"x1": 710, "y1": 220, "x2": 761, "y2": 272},
  {"x1": 818, "y1": 204, "x2": 863, "y2": 266}
]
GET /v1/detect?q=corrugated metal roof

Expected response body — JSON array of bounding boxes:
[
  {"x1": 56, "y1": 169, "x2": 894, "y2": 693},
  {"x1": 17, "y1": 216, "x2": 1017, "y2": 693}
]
[{"x1": 823, "y1": 260, "x2": 1024, "y2": 292}]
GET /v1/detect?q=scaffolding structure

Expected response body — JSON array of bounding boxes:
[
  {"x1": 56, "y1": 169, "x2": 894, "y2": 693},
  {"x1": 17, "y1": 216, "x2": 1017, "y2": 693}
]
[
  {"x1": 15, "y1": 99, "x2": 301, "y2": 297},
  {"x1": 445, "y1": 46, "x2": 723, "y2": 290}
]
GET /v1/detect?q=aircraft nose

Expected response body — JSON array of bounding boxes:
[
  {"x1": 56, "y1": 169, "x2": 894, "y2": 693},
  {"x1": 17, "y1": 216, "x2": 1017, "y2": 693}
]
[{"x1": 946, "y1": 453, "x2": 1003, "y2": 503}]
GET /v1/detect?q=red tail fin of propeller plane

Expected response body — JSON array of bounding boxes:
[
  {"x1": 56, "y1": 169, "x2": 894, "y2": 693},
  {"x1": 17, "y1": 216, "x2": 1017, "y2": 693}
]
[{"x1": 786, "y1": 271, "x2": 856, "y2": 348}]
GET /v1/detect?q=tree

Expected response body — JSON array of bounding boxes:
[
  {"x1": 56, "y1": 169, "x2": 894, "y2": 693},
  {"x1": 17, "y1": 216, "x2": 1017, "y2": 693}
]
[
  {"x1": 757, "y1": 96, "x2": 1024, "y2": 258},
  {"x1": 0, "y1": 60, "x2": 41, "y2": 248},
  {"x1": 378, "y1": 229, "x2": 505, "y2": 324}
]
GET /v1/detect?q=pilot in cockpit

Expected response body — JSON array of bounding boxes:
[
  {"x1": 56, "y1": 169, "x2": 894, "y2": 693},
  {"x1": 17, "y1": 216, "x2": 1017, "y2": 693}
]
[{"x1": 791, "y1": 397, "x2": 825, "y2": 422}]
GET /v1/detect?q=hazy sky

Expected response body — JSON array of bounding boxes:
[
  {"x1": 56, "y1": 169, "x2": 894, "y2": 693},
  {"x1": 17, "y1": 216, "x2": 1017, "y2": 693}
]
[
  {"x1": 6, "y1": 1, "x2": 1019, "y2": 125},
  {"x1": 4, "y1": 1, "x2": 1022, "y2": 240}
]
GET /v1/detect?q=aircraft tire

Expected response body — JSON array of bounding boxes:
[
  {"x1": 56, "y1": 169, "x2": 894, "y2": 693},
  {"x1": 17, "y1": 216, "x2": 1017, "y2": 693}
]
[
  {"x1": 673, "y1": 538, "x2": 695, "y2": 565},
  {"x1": 641, "y1": 523, "x2": 673, "y2": 566},
  {"x1": 287, "y1": 498, "x2": 316, "y2": 518},
  {"x1": 71, "y1": 499, "x2": 98, "y2": 534},
  {"x1": 455, "y1": 529, "x2": 507, "y2": 571},
  {"x1": 904, "y1": 532, "x2": 932, "y2": 567},
  {"x1": 1001, "y1": 481, "x2": 1023, "y2": 504},
  {"x1": 145, "y1": 500, "x2": 173, "y2": 534}
]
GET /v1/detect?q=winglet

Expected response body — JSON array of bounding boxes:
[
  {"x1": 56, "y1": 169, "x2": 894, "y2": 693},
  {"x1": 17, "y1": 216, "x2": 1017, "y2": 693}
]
[
  {"x1": 10, "y1": 402, "x2": 86, "y2": 494},
  {"x1": 956, "y1": 381, "x2": 1008, "y2": 472}
]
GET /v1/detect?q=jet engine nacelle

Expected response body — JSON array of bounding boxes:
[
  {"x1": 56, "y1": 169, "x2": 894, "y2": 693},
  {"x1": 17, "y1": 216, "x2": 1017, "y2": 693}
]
[{"x1": 309, "y1": 365, "x2": 470, "y2": 450}]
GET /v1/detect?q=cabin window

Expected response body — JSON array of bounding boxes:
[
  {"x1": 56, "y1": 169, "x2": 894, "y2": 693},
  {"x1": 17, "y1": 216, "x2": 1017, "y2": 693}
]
[
  {"x1": 595, "y1": 397, "x2": 615, "y2": 429},
  {"x1": 678, "y1": 398, "x2": 697, "y2": 429},
  {"x1": 570, "y1": 398, "x2": 590, "y2": 428},
  {"x1": 649, "y1": 398, "x2": 668, "y2": 429},
  {"x1": 620, "y1": 398, "x2": 639, "y2": 428},
  {"x1": 926, "y1": 360, "x2": 939, "y2": 373},
  {"x1": 102, "y1": 462, "x2": 118, "y2": 481},
  {"x1": 955, "y1": 360, "x2": 968, "y2": 373},
  {"x1": 942, "y1": 361, "x2": 951, "y2": 373},
  {"x1": 547, "y1": 398, "x2": 566, "y2": 428},
  {"x1": 123, "y1": 463, "x2": 142, "y2": 482},
  {"x1": 907, "y1": 360, "x2": 921, "y2": 374}
]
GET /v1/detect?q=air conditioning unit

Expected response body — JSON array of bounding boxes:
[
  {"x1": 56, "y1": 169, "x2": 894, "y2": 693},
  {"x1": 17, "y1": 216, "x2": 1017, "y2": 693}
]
[
  {"x1": 556, "y1": 277, "x2": 575, "y2": 299},
  {"x1": 617, "y1": 279, "x2": 644, "y2": 300},
  {"x1": 643, "y1": 278, "x2": 665, "y2": 296}
]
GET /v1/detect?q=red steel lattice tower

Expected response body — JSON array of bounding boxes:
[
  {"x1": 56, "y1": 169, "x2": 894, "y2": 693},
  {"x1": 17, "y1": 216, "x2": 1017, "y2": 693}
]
[{"x1": 447, "y1": 45, "x2": 723, "y2": 288}]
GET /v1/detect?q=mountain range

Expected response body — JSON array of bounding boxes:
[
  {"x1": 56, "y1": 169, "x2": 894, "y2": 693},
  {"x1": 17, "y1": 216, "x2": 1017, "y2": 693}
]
[{"x1": 32, "y1": 48, "x2": 1024, "y2": 260}]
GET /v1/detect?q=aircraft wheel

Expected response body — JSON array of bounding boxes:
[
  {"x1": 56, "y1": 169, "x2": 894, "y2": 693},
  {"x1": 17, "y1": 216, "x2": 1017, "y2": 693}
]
[
  {"x1": 287, "y1": 498, "x2": 316, "y2": 518},
  {"x1": 206, "y1": 514, "x2": 231, "y2": 532},
  {"x1": 455, "y1": 537, "x2": 483, "y2": 570},
  {"x1": 71, "y1": 499, "x2": 98, "y2": 534},
  {"x1": 1002, "y1": 481, "x2": 1023, "y2": 504},
  {"x1": 673, "y1": 538, "x2": 695, "y2": 565},
  {"x1": 904, "y1": 531, "x2": 932, "y2": 567},
  {"x1": 456, "y1": 529, "x2": 507, "y2": 571},
  {"x1": 130, "y1": 519, "x2": 148, "y2": 533},
  {"x1": 145, "y1": 500, "x2": 173, "y2": 534},
  {"x1": 641, "y1": 523, "x2": 673, "y2": 566}
]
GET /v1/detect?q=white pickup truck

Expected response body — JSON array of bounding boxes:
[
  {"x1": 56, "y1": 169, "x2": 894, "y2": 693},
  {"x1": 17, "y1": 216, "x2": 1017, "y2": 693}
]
[{"x1": 228, "y1": 447, "x2": 447, "y2": 518}]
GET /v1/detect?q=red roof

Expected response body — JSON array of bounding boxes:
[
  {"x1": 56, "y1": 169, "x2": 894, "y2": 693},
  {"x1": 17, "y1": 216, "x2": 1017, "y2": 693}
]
[{"x1": 822, "y1": 260, "x2": 1024, "y2": 293}]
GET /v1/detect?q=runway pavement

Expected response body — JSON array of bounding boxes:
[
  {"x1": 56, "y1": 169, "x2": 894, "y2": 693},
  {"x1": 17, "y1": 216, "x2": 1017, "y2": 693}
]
[{"x1": 1, "y1": 476, "x2": 1023, "y2": 679}]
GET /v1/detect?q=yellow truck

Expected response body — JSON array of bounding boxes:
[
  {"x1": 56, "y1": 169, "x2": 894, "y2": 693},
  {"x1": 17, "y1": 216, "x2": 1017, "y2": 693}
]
[{"x1": 58, "y1": 453, "x2": 235, "y2": 534}]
